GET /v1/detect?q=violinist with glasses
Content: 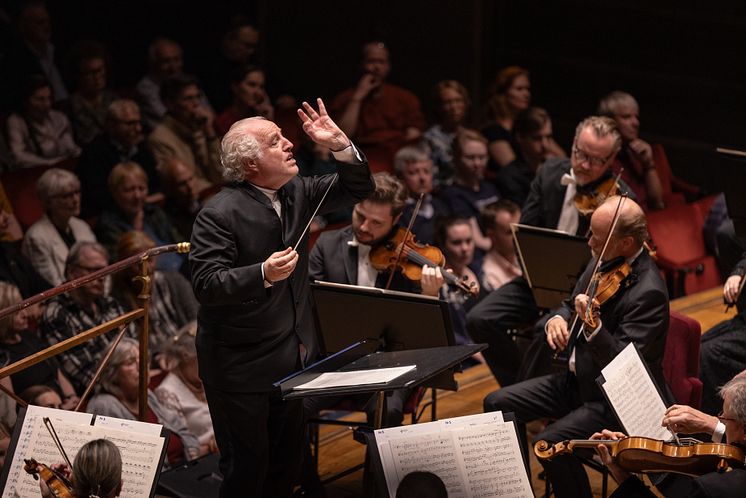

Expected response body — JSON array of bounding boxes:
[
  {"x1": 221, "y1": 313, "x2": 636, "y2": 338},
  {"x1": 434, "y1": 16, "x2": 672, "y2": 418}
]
[
  {"x1": 590, "y1": 374, "x2": 746, "y2": 497},
  {"x1": 484, "y1": 196, "x2": 669, "y2": 498}
]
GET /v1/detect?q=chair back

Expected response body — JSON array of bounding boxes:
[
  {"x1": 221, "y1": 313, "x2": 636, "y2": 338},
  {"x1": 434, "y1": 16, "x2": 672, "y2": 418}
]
[{"x1": 662, "y1": 311, "x2": 703, "y2": 408}]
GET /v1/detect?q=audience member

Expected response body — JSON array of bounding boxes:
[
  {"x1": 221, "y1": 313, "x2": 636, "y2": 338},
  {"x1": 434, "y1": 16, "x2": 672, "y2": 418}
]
[
  {"x1": 394, "y1": 145, "x2": 450, "y2": 245},
  {"x1": 18, "y1": 384, "x2": 61, "y2": 408},
  {"x1": 215, "y1": 65, "x2": 273, "y2": 136},
  {"x1": 0, "y1": 133, "x2": 18, "y2": 173},
  {"x1": 111, "y1": 231, "x2": 196, "y2": 358},
  {"x1": 495, "y1": 107, "x2": 558, "y2": 206},
  {"x1": 86, "y1": 337, "x2": 201, "y2": 464},
  {"x1": 62, "y1": 40, "x2": 117, "y2": 145},
  {"x1": 22, "y1": 168, "x2": 96, "y2": 285},
  {"x1": 77, "y1": 99, "x2": 160, "y2": 218},
  {"x1": 0, "y1": 282, "x2": 79, "y2": 408},
  {"x1": 135, "y1": 37, "x2": 183, "y2": 129},
  {"x1": 441, "y1": 129, "x2": 499, "y2": 258},
  {"x1": 483, "y1": 66, "x2": 564, "y2": 170},
  {"x1": 0, "y1": 182, "x2": 23, "y2": 242},
  {"x1": 6, "y1": 73, "x2": 80, "y2": 168},
  {"x1": 95, "y1": 162, "x2": 184, "y2": 271},
  {"x1": 39, "y1": 241, "x2": 134, "y2": 394},
  {"x1": 479, "y1": 199, "x2": 522, "y2": 293},
  {"x1": 155, "y1": 321, "x2": 216, "y2": 455},
  {"x1": 395, "y1": 471, "x2": 448, "y2": 498},
  {"x1": 157, "y1": 158, "x2": 201, "y2": 240},
  {"x1": 147, "y1": 74, "x2": 221, "y2": 186},
  {"x1": 332, "y1": 41, "x2": 425, "y2": 173},
  {"x1": 422, "y1": 80, "x2": 471, "y2": 185},
  {"x1": 0, "y1": 211, "x2": 51, "y2": 298}
]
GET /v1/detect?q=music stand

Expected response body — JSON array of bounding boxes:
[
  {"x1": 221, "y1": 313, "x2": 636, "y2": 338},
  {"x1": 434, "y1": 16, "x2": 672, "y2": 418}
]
[
  {"x1": 716, "y1": 147, "x2": 746, "y2": 238},
  {"x1": 511, "y1": 223, "x2": 591, "y2": 309}
]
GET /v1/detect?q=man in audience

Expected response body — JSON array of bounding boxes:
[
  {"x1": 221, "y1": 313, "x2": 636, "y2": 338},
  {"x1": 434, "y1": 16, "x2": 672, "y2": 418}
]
[
  {"x1": 480, "y1": 200, "x2": 522, "y2": 293},
  {"x1": 495, "y1": 107, "x2": 559, "y2": 206},
  {"x1": 135, "y1": 37, "x2": 184, "y2": 129},
  {"x1": 393, "y1": 145, "x2": 450, "y2": 245},
  {"x1": 467, "y1": 116, "x2": 627, "y2": 387},
  {"x1": 157, "y1": 157, "x2": 201, "y2": 240},
  {"x1": 147, "y1": 74, "x2": 221, "y2": 187},
  {"x1": 332, "y1": 41, "x2": 425, "y2": 173},
  {"x1": 40, "y1": 241, "x2": 133, "y2": 394},
  {"x1": 486, "y1": 196, "x2": 668, "y2": 498},
  {"x1": 77, "y1": 99, "x2": 160, "y2": 218}
]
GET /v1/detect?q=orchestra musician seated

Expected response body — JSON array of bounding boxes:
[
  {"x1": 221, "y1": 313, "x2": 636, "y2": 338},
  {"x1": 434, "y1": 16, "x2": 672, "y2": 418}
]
[
  {"x1": 591, "y1": 374, "x2": 746, "y2": 497},
  {"x1": 39, "y1": 438, "x2": 123, "y2": 498}
]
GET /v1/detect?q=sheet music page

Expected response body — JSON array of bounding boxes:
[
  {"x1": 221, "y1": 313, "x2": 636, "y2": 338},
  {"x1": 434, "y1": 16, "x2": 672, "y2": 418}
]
[
  {"x1": 294, "y1": 365, "x2": 416, "y2": 390},
  {"x1": 600, "y1": 342, "x2": 671, "y2": 440},
  {"x1": 95, "y1": 415, "x2": 163, "y2": 436}
]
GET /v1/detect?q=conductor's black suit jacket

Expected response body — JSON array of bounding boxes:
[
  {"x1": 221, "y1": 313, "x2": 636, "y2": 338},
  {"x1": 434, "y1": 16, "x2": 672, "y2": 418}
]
[{"x1": 190, "y1": 154, "x2": 373, "y2": 393}]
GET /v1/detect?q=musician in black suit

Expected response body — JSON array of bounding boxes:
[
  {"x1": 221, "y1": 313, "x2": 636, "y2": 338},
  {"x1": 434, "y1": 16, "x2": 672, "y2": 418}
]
[
  {"x1": 591, "y1": 375, "x2": 746, "y2": 498},
  {"x1": 467, "y1": 116, "x2": 631, "y2": 387},
  {"x1": 484, "y1": 196, "x2": 669, "y2": 498},
  {"x1": 189, "y1": 98, "x2": 374, "y2": 498}
]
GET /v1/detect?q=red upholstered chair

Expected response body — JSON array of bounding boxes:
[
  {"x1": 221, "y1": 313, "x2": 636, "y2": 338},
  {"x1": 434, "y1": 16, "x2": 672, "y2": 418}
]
[
  {"x1": 662, "y1": 311, "x2": 703, "y2": 409},
  {"x1": 647, "y1": 201, "x2": 721, "y2": 297}
]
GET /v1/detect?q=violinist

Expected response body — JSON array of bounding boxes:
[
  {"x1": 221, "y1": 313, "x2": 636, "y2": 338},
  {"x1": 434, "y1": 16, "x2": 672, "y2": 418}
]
[
  {"x1": 590, "y1": 375, "x2": 746, "y2": 497},
  {"x1": 467, "y1": 116, "x2": 631, "y2": 388},
  {"x1": 484, "y1": 196, "x2": 669, "y2": 498},
  {"x1": 38, "y1": 439, "x2": 123, "y2": 498}
]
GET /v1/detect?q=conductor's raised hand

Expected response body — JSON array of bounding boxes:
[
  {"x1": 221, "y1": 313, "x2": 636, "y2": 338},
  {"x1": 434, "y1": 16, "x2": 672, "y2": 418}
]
[
  {"x1": 297, "y1": 98, "x2": 351, "y2": 151},
  {"x1": 263, "y1": 247, "x2": 298, "y2": 284}
]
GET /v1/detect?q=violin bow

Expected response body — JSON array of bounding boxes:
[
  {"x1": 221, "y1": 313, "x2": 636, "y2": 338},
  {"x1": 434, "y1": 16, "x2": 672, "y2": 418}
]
[
  {"x1": 583, "y1": 168, "x2": 624, "y2": 238},
  {"x1": 293, "y1": 173, "x2": 338, "y2": 252},
  {"x1": 43, "y1": 417, "x2": 73, "y2": 470},
  {"x1": 384, "y1": 193, "x2": 424, "y2": 291}
]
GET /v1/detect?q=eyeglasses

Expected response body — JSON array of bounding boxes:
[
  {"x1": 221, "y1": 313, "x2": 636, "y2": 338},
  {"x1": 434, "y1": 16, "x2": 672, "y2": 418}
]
[
  {"x1": 718, "y1": 411, "x2": 737, "y2": 422},
  {"x1": 51, "y1": 189, "x2": 80, "y2": 200},
  {"x1": 573, "y1": 146, "x2": 612, "y2": 167}
]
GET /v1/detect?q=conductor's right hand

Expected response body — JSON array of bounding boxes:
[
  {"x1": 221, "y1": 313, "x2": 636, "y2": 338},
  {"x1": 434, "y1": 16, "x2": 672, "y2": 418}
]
[
  {"x1": 264, "y1": 247, "x2": 298, "y2": 284},
  {"x1": 546, "y1": 316, "x2": 570, "y2": 351}
]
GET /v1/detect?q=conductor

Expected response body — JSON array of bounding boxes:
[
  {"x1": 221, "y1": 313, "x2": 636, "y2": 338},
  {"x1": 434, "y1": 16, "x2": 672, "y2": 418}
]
[{"x1": 189, "y1": 99, "x2": 374, "y2": 497}]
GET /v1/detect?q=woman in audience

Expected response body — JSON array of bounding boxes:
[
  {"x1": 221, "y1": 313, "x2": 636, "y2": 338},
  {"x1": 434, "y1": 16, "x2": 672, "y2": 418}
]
[
  {"x1": 63, "y1": 40, "x2": 117, "y2": 145},
  {"x1": 86, "y1": 337, "x2": 201, "y2": 464},
  {"x1": 18, "y1": 384, "x2": 63, "y2": 409},
  {"x1": 482, "y1": 66, "x2": 564, "y2": 170},
  {"x1": 5, "y1": 74, "x2": 81, "y2": 168},
  {"x1": 215, "y1": 65, "x2": 273, "y2": 136},
  {"x1": 95, "y1": 162, "x2": 184, "y2": 271},
  {"x1": 111, "y1": 231, "x2": 197, "y2": 359},
  {"x1": 155, "y1": 321, "x2": 216, "y2": 455},
  {"x1": 23, "y1": 168, "x2": 97, "y2": 286},
  {"x1": 422, "y1": 80, "x2": 470, "y2": 186},
  {"x1": 0, "y1": 282, "x2": 79, "y2": 408}
]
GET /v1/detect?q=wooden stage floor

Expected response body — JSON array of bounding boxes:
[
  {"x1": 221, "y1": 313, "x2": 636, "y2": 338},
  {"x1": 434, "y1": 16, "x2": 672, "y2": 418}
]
[{"x1": 314, "y1": 286, "x2": 735, "y2": 497}]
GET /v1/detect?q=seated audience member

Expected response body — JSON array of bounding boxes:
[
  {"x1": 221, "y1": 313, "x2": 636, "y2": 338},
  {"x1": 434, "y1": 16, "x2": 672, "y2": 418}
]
[
  {"x1": 155, "y1": 322, "x2": 216, "y2": 454},
  {"x1": 422, "y1": 80, "x2": 471, "y2": 185},
  {"x1": 598, "y1": 91, "x2": 703, "y2": 210},
  {"x1": 496, "y1": 107, "x2": 559, "y2": 206},
  {"x1": 394, "y1": 145, "x2": 450, "y2": 245},
  {"x1": 0, "y1": 367, "x2": 16, "y2": 437},
  {"x1": 0, "y1": 134, "x2": 17, "y2": 173},
  {"x1": 77, "y1": 99, "x2": 160, "y2": 218},
  {"x1": 18, "y1": 384, "x2": 62, "y2": 409},
  {"x1": 40, "y1": 241, "x2": 134, "y2": 394},
  {"x1": 700, "y1": 253, "x2": 746, "y2": 414},
  {"x1": 147, "y1": 74, "x2": 221, "y2": 186},
  {"x1": 0, "y1": 282, "x2": 78, "y2": 408},
  {"x1": 485, "y1": 196, "x2": 668, "y2": 498},
  {"x1": 436, "y1": 216, "x2": 481, "y2": 346},
  {"x1": 111, "y1": 231, "x2": 196, "y2": 357},
  {"x1": 87, "y1": 338, "x2": 201, "y2": 464},
  {"x1": 215, "y1": 65, "x2": 273, "y2": 136},
  {"x1": 0, "y1": 209, "x2": 51, "y2": 298},
  {"x1": 96, "y1": 162, "x2": 184, "y2": 271},
  {"x1": 441, "y1": 129, "x2": 499, "y2": 257},
  {"x1": 483, "y1": 67, "x2": 565, "y2": 171},
  {"x1": 395, "y1": 471, "x2": 448, "y2": 498},
  {"x1": 332, "y1": 41, "x2": 425, "y2": 173},
  {"x1": 0, "y1": 182, "x2": 23, "y2": 242},
  {"x1": 480, "y1": 200, "x2": 522, "y2": 293},
  {"x1": 23, "y1": 168, "x2": 96, "y2": 285},
  {"x1": 62, "y1": 40, "x2": 117, "y2": 145},
  {"x1": 157, "y1": 158, "x2": 201, "y2": 240},
  {"x1": 592, "y1": 375, "x2": 746, "y2": 497},
  {"x1": 6, "y1": 74, "x2": 80, "y2": 168}
]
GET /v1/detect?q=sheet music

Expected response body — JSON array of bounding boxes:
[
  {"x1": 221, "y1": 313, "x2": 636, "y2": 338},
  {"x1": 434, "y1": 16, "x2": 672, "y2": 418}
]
[
  {"x1": 376, "y1": 412, "x2": 531, "y2": 498},
  {"x1": 2, "y1": 406, "x2": 165, "y2": 498},
  {"x1": 599, "y1": 342, "x2": 671, "y2": 440},
  {"x1": 294, "y1": 365, "x2": 416, "y2": 390},
  {"x1": 95, "y1": 415, "x2": 163, "y2": 436}
]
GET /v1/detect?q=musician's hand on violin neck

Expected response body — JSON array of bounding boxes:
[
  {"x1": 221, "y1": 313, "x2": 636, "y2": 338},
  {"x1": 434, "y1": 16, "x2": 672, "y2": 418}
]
[
  {"x1": 590, "y1": 430, "x2": 630, "y2": 484},
  {"x1": 545, "y1": 316, "x2": 569, "y2": 351},
  {"x1": 264, "y1": 247, "x2": 299, "y2": 284},
  {"x1": 662, "y1": 404, "x2": 719, "y2": 436},
  {"x1": 575, "y1": 293, "x2": 600, "y2": 329},
  {"x1": 420, "y1": 265, "x2": 445, "y2": 297}
]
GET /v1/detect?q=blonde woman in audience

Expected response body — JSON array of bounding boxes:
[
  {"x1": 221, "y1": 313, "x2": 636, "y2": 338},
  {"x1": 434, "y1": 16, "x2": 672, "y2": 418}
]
[{"x1": 23, "y1": 168, "x2": 96, "y2": 286}]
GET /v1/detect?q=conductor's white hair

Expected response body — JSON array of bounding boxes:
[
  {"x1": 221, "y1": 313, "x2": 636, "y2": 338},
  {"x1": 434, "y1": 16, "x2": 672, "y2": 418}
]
[{"x1": 221, "y1": 117, "x2": 267, "y2": 183}]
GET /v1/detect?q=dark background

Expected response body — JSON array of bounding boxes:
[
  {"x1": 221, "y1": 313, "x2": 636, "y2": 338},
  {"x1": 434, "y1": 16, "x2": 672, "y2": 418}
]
[{"x1": 8, "y1": 0, "x2": 746, "y2": 193}]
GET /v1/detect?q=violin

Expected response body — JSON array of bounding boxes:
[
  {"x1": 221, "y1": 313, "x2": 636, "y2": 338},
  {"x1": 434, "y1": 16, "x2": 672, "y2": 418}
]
[
  {"x1": 574, "y1": 172, "x2": 623, "y2": 217},
  {"x1": 369, "y1": 227, "x2": 478, "y2": 298},
  {"x1": 534, "y1": 437, "x2": 745, "y2": 477},
  {"x1": 581, "y1": 257, "x2": 632, "y2": 329},
  {"x1": 24, "y1": 458, "x2": 74, "y2": 498}
]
